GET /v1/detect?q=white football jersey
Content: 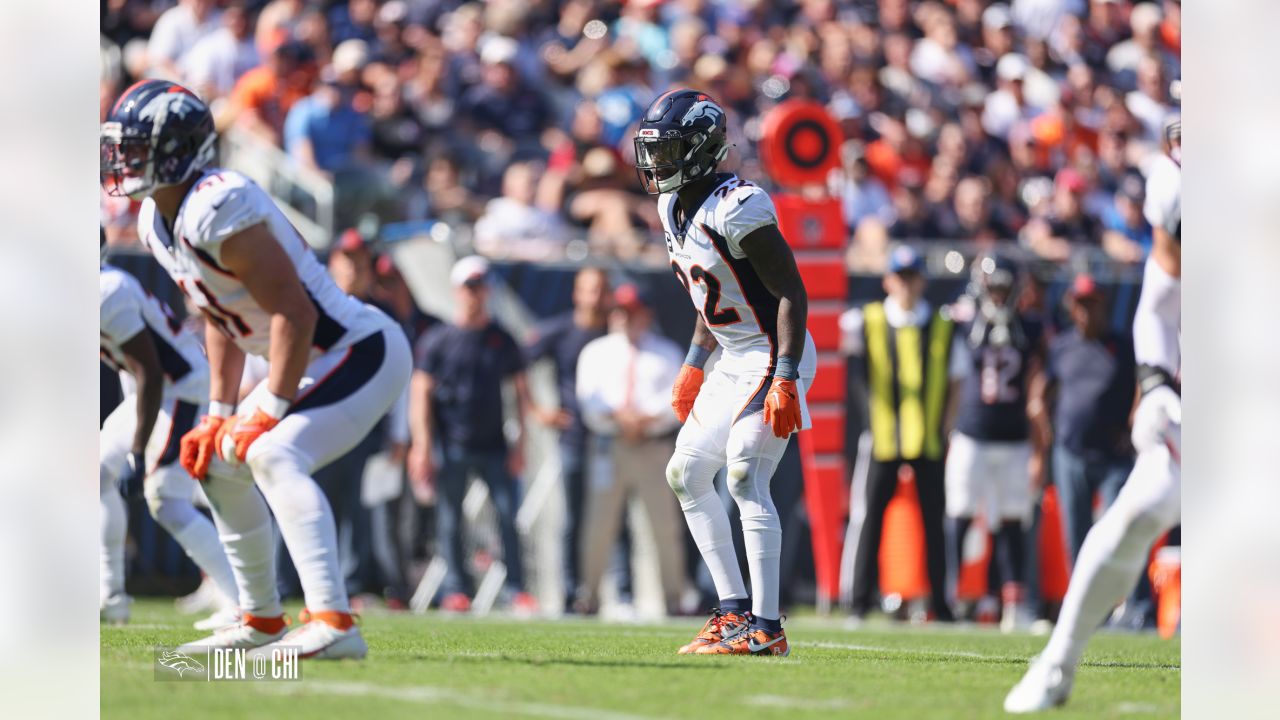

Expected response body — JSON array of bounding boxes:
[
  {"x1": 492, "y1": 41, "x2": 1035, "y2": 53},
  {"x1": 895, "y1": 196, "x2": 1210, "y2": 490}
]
[
  {"x1": 100, "y1": 263, "x2": 209, "y2": 403},
  {"x1": 659, "y1": 173, "x2": 815, "y2": 375},
  {"x1": 137, "y1": 169, "x2": 387, "y2": 359}
]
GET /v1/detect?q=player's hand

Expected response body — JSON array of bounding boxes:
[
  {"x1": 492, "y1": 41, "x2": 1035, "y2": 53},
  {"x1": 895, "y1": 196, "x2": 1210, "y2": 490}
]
[
  {"x1": 218, "y1": 409, "x2": 280, "y2": 464},
  {"x1": 1131, "y1": 385, "x2": 1181, "y2": 460},
  {"x1": 763, "y1": 378, "x2": 802, "y2": 438},
  {"x1": 671, "y1": 364, "x2": 705, "y2": 423},
  {"x1": 534, "y1": 406, "x2": 573, "y2": 431},
  {"x1": 119, "y1": 451, "x2": 146, "y2": 501},
  {"x1": 180, "y1": 415, "x2": 227, "y2": 481}
]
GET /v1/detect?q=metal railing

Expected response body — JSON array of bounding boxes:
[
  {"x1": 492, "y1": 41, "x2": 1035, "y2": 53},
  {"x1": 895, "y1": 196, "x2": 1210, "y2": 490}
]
[{"x1": 219, "y1": 127, "x2": 335, "y2": 250}]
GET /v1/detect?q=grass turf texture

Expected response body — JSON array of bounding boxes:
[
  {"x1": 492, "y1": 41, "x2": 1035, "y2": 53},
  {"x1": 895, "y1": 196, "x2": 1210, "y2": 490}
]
[{"x1": 103, "y1": 599, "x2": 1179, "y2": 719}]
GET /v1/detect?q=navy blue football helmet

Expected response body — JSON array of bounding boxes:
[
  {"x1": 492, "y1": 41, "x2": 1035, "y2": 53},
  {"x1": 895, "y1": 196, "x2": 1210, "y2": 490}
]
[
  {"x1": 100, "y1": 80, "x2": 217, "y2": 199},
  {"x1": 633, "y1": 89, "x2": 729, "y2": 194}
]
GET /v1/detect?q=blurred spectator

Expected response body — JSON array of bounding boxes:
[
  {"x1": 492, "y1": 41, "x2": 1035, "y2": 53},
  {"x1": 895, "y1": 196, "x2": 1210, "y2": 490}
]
[
  {"x1": 1021, "y1": 168, "x2": 1101, "y2": 260},
  {"x1": 574, "y1": 284, "x2": 686, "y2": 617},
  {"x1": 284, "y1": 39, "x2": 372, "y2": 177},
  {"x1": 181, "y1": 1, "x2": 259, "y2": 100},
  {"x1": 1032, "y1": 274, "x2": 1136, "y2": 560},
  {"x1": 938, "y1": 176, "x2": 1016, "y2": 243},
  {"x1": 1101, "y1": 172, "x2": 1152, "y2": 263},
  {"x1": 407, "y1": 256, "x2": 539, "y2": 613},
  {"x1": 328, "y1": 0, "x2": 379, "y2": 47},
  {"x1": 1107, "y1": 2, "x2": 1179, "y2": 85},
  {"x1": 473, "y1": 162, "x2": 564, "y2": 259},
  {"x1": 524, "y1": 267, "x2": 617, "y2": 612},
  {"x1": 461, "y1": 36, "x2": 551, "y2": 162},
  {"x1": 407, "y1": 153, "x2": 485, "y2": 226},
  {"x1": 1126, "y1": 53, "x2": 1176, "y2": 146},
  {"x1": 831, "y1": 141, "x2": 896, "y2": 233},
  {"x1": 255, "y1": 0, "x2": 305, "y2": 54},
  {"x1": 148, "y1": 0, "x2": 221, "y2": 80},
  {"x1": 221, "y1": 40, "x2": 316, "y2": 145}
]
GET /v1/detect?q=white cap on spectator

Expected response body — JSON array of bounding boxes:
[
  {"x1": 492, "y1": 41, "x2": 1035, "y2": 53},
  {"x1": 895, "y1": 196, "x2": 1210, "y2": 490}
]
[
  {"x1": 450, "y1": 255, "x2": 491, "y2": 287},
  {"x1": 481, "y1": 36, "x2": 519, "y2": 66},
  {"x1": 996, "y1": 53, "x2": 1029, "y2": 82},
  {"x1": 982, "y1": 3, "x2": 1013, "y2": 30},
  {"x1": 1130, "y1": 2, "x2": 1164, "y2": 33},
  {"x1": 332, "y1": 39, "x2": 369, "y2": 75}
]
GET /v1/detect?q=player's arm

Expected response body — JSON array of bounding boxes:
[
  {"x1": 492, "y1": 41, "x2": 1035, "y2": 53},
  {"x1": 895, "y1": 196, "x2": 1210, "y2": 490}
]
[
  {"x1": 205, "y1": 321, "x2": 246, "y2": 410},
  {"x1": 671, "y1": 315, "x2": 718, "y2": 424},
  {"x1": 117, "y1": 330, "x2": 164, "y2": 497},
  {"x1": 740, "y1": 224, "x2": 808, "y2": 437},
  {"x1": 1024, "y1": 340, "x2": 1051, "y2": 490},
  {"x1": 220, "y1": 222, "x2": 317, "y2": 410}
]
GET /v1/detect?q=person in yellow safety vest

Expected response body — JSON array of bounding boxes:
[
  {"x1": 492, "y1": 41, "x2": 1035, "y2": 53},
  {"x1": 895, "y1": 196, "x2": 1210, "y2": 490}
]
[{"x1": 838, "y1": 245, "x2": 968, "y2": 623}]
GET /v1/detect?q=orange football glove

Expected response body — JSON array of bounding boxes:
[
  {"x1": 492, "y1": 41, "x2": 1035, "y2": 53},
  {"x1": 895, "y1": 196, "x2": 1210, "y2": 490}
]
[
  {"x1": 220, "y1": 408, "x2": 281, "y2": 464},
  {"x1": 670, "y1": 364, "x2": 705, "y2": 423},
  {"x1": 180, "y1": 415, "x2": 227, "y2": 481},
  {"x1": 763, "y1": 378, "x2": 802, "y2": 438}
]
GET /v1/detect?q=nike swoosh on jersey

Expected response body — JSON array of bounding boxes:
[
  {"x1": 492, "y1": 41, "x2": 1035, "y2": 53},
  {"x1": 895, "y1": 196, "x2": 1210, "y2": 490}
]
[
  {"x1": 737, "y1": 194, "x2": 749, "y2": 205},
  {"x1": 747, "y1": 634, "x2": 784, "y2": 652}
]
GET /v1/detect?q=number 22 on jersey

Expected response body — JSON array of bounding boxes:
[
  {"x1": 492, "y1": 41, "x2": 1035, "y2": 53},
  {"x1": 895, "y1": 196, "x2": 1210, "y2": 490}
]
[{"x1": 671, "y1": 262, "x2": 742, "y2": 326}]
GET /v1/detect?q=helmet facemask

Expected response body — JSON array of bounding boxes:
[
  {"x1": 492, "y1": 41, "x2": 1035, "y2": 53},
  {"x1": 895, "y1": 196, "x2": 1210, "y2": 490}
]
[
  {"x1": 100, "y1": 122, "x2": 157, "y2": 200},
  {"x1": 634, "y1": 129, "x2": 726, "y2": 195}
]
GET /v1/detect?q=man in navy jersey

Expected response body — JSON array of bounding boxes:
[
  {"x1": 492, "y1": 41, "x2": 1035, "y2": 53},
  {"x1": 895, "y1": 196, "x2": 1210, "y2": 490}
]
[{"x1": 946, "y1": 253, "x2": 1046, "y2": 632}]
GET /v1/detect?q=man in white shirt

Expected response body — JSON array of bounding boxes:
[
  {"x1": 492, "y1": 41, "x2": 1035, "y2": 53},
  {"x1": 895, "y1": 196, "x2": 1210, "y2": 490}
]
[
  {"x1": 575, "y1": 284, "x2": 687, "y2": 616},
  {"x1": 148, "y1": 0, "x2": 222, "y2": 80},
  {"x1": 181, "y1": 2, "x2": 259, "y2": 101}
]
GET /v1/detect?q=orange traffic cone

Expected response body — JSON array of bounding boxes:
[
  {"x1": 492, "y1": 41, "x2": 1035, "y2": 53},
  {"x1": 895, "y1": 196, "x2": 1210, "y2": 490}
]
[
  {"x1": 879, "y1": 465, "x2": 930, "y2": 602},
  {"x1": 1039, "y1": 485, "x2": 1072, "y2": 602},
  {"x1": 1149, "y1": 546, "x2": 1181, "y2": 639},
  {"x1": 955, "y1": 514, "x2": 992, "y2": 602}
]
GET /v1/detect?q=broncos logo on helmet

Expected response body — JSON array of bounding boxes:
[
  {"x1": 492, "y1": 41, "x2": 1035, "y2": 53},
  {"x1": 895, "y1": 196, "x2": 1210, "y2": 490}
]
[
  {"x1": 633, "y1": 89, "x2": 730, "y2": 195},
  {"x1": 100, "y1": 80, "x2": 217, "y2": 199}
]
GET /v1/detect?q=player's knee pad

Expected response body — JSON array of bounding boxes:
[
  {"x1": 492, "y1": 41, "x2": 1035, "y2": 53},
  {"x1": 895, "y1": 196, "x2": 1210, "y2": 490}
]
[
  {"x1": 665, "y1": 450, "x2": 719, "y2": 506},
  {"x1": 148, "y1": 496, "x2": 200, "y2": 534}
]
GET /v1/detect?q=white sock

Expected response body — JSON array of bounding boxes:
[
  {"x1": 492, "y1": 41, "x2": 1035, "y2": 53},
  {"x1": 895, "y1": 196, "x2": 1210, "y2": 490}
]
[
  {"x1": 247, "y1": 444, "x2": 349, "y2": 613},
  {"x1": 1041, "y1": 451, "x2": 1178, "y2": 669},
  {"x1": 667, "y1": 449, "x2": 748, "y2": 603},
  {"x1": 203, "y1": 465, "x2": 282, "y2": 617},
  {"x1": 100, "y1": 471, "x2": 127, "y2": 602},
  {"x1": 727, "y1": 457, "x2": 783, "y2": 620},
  {"x1": 158, "y1": 501, "x2": 240, "y2": 611}
]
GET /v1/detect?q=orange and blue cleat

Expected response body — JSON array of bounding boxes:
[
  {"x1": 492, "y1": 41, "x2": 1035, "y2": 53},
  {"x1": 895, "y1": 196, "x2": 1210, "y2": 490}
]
[
  {"x1": 696, "y1": 625, "x2": 790, "y2": 656},
  {"x1": 678, "y1": 608, "x2": 750, "y2": 655}
]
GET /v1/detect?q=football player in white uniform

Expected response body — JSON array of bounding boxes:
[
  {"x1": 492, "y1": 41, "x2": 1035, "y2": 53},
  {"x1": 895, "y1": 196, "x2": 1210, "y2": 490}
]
[
  {"x1": 634, "y1": 90, "x2": 816, "y2": 656},
  {"x1": 100, "y1": 232, "x2": 239, "y2": 629},
  {"x1": 102, "y1": 81, "x2": 412, "y2": 659},
  {"x1": 1006, "y1": 117, "x2": 1181, "y2": 711}
]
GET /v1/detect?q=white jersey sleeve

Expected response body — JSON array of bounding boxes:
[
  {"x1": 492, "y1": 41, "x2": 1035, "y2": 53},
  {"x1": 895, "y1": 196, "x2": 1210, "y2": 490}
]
[
  {"x1": 1143, "y1": 155, "x2": 1181, "y2": 238},
  {"x1": 716, "y1": 184, "x2": 779, "y2": 259},
  {"x1": 100, "y1": 272, "x2": 146, "y2": 345},
  {"x1": 180, "y1": 174, "x2": 274, "y2": 264},
  {"x1": 1133, "y1": 257, "x2": 1181, "y2": 375}
]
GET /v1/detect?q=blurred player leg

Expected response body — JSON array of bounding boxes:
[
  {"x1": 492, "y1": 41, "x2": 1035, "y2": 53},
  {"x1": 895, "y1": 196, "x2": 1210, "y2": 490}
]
[
  {"x1": 1006, "y1": 443, "x2": 1179, "y2": 712},
  {"x1": 143, "y1": 400, "x2": 239, "y2": 630},
  {"x1": 99, "y1": 396, "x2": 135, "y2": 623},
  {"x1": 994, "y1": 441, "x2": 1034, "y2": 632}
]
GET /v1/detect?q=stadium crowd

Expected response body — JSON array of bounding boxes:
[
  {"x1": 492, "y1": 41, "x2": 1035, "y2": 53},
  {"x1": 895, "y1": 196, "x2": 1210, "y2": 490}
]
[
  {"x1": 101, "y1": 0, "x2": 1180, "y2": 263},
  {"x1": 100, "y1": 0, "x2": 1179, "y2": 624}
]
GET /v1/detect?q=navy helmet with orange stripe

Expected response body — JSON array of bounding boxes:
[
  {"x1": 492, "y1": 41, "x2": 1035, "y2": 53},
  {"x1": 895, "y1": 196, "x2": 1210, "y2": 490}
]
[
  {"x1": 101, "y1": 80, "x2": 217, "y2": 199},
  {"x1": 633, "y1": 89, "x2": 729, "y2": 195}
]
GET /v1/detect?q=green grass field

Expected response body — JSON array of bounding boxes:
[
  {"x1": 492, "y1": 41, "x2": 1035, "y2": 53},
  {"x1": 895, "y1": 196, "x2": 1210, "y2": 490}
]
[{"x1": 102, "y1": 599, "x2": 1179, "y2": 719}]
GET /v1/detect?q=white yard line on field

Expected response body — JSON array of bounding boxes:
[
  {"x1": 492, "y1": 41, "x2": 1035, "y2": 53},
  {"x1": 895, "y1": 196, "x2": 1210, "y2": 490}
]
[
  {"x1": 259, "y1": 680, "x2": 664, "y2": 720},
  {"x1": 796, "y1": 640, "x2": 1022, "y2": 662}
]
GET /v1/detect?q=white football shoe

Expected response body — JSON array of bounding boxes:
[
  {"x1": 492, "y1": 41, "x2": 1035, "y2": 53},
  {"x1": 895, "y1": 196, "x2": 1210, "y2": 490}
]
[
  {"x1": 193, "y1": 607, "x2": 242, "y2": 631},
  {"x1": 1004, "y1": 655, "x2": 1075, "y2": 713},
  {"x1": 101, "y1": 594, "x2": 131, "y2": 625},
  {"x1": 1000, "y1": 602, "x2": 1037, "y2": 635},
  {"x1": 175, "y1": 576, "x2": 221, "y2": 615},
  {"x1": 176, "y1": 616, "x2": 288, "y2": 654},
  {"x1": 250, "y1": 620, "x2": 368, "y2": 660}
]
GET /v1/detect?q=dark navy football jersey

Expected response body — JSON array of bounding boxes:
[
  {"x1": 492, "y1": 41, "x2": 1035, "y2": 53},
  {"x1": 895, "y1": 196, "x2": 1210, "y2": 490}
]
[{"x1": 955, "y1": 314, "x2": 1043, "y2": 442}]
